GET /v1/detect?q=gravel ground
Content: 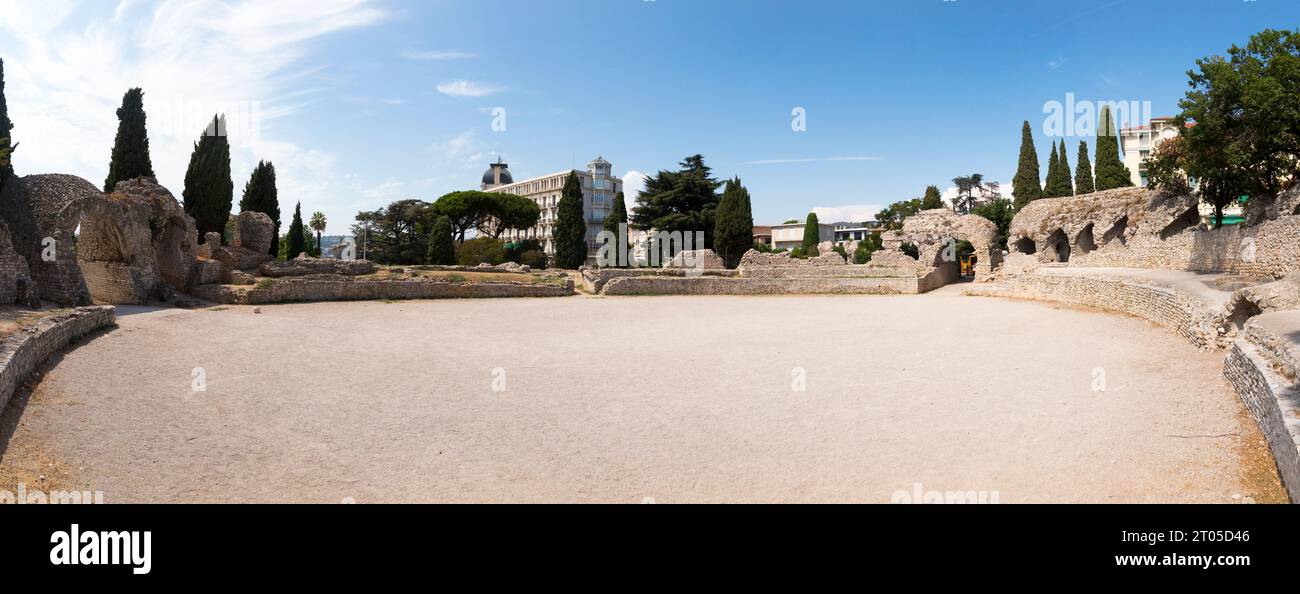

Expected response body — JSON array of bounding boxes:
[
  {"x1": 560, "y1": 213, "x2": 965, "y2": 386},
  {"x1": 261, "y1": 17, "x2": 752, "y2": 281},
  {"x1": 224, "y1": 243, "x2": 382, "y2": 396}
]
[{"x1": 0, "y1": 290, "x2": 1285, "y2": 503}]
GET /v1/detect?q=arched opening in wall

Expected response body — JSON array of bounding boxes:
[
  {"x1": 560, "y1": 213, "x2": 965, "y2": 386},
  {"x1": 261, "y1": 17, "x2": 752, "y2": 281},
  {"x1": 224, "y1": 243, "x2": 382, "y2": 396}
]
[
  {"x1": 1014, "y1": 237, "x2": 1037, "y2": 254},
  {"x1": 1101, "y1": 216, "x2": 1128, "y2": 246},
  {"x1": 901, "y1": 241, "x2": 920, "y2": 260},
  {"x1": 1160, "y1": 206, "x2": 1201, "y2": 240},
  {"x1": 75, "y1": 212, "x2": 136, "y2": 304},
  {"x1": 1044, "y1": 228, "x2": 1070, "y2": 262},
  {"x1": 1226, "y1": 297, "x2": 1264, "y2": 331},
  {"x1": 1076, "y1": 224, "x2": 1096, "y2": 255}
]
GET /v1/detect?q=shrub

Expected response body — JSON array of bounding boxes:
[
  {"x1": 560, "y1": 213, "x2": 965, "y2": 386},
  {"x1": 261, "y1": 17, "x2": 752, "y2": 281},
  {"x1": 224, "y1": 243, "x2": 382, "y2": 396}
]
[
  {"x1": 457, "y1": 237, "x2": 506, "y2": 266},
  {"x1": 517, "y1": 249, "x2": 548, "y2": 269}
]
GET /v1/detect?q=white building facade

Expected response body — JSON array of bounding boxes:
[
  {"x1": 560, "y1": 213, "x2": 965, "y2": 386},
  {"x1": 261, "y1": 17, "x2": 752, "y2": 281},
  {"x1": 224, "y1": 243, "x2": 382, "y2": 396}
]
[
  {"x1": 482, "y1": 156, "x2": 622, "y2": 259},
  {"x1": 1119, "y1": 116, "x2": 1183, "y2": 188}
]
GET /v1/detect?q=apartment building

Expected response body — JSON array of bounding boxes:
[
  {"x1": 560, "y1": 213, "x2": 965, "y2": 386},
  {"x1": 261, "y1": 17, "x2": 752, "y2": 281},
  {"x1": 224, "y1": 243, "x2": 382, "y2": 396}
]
[{"x1": 483, "y1": 156, "x2": 622, "y2": 258}]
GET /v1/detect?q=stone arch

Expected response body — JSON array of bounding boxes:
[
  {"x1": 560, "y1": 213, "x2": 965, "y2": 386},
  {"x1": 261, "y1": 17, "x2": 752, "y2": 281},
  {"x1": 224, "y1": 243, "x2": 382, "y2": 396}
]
[
  {"x1": 1159, "y1": 205, "x2": 1200, "y2": 240},
  {"x1": 1013, "y1": 236, "x2": 1037, "y2": 254},
  {"x1": 900, "y1": 209, "x2": 1002, "y2": 282},
  {"x1": 1044, "y1": 228, "x2": 1070, "y2": 262},
  {"x1": 1101, "y1": 216, "x2": 1128, "y2": 246},
  {"x1": 1076, "y1": 223, "x2": 1096, "y2": 255}
]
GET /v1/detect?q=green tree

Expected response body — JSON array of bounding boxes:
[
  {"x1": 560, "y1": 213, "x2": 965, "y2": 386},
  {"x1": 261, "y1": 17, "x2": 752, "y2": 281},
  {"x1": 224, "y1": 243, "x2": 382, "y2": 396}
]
[
  {"x1": 852, "y1": 231, "x2": 883, "y2": 264},
  {"x1": 309, "y1": 211, "x2": 327, "y2": 252},
  {"x1": 877, "y1": 198, "x2": 924, "y2": 230},
  {"x1": 182, "y1": 115, "x2": 233, "y2": 244},
  {"x1": 426, "y1": 215, "x2": 456, "y2": 265},
  {"x1": 429, "y1": 190, "x2": 539, "y2": 242},
  {"x1": 603, "y1": 191, "x2": 628, "y2": 234},
  {"x1": 1043, "y1": 141, "x2": 1061, "y2": 198},
  {"x1": 601, "y1": 190, "x2": 630, "y2": 266},
  {"x1": 1049, "y1": 140, "x2": 1074, "y2": 197},
  {"x1": 553, "y1": 171, "x2": 588, "y2": 269},
  {"x1": 351, "y1": 199, "x2": 431, "y2": 264},
  {"x1": 629, "y1": 154, "x2": 721, "y2": 247},
  {"x1": 1094, "y1": 106, "x2": 1134, "y2": 191},
  {"x1": 712, "y1": 177, "x2": 754, "y2": 269},
  {"x1": 238, "y1": 160, "x2": 280, "y2": 256},
  {"x1": 1012, "y1": 120, "x2": 1043, "y2": 209},
  {"x1": 921, "y1": 185, "x2": 944, "y2": 209},
  {"x1": 0, "y1": 58, "x2": 14, "y2": 187},
  {"x1": 1177, "y1": 28, "x2": 1300, "y2": 223},
  {"x1": 971, "y1": 197, "x2": 1015, "y2": 251},
  {"x1": 104, "y1": 88, "x2": 156, "y2": 191},
  {"x1": 456, "y1": 236, "x2": 506, "y2": 266},
  {"x1": 1074, "y1": 140, "x2": 1095, "y2": 194},
  {"x1": 286, "y1": 202, "x2": 307, "y2": 259},
  {"x1": 801, "y1": 212, "x2": 821, "y2": 251}
]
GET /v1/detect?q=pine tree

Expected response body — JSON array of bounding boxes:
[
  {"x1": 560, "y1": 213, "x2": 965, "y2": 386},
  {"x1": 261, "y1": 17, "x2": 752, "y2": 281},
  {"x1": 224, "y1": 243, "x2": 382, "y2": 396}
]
[
  {"x1": 802, "y1": 212, "x2": 821, "y2": 250},
  {"x1": 426, "y1": 215, "x2": 455, "y2": 265},
  {"x1": 1056, "y1": 140, "x2": 1074, "y2": 196},
  {"x1": 239, "y1": 161, "x2": 281, "y2": 256},
  {"x1": 921, "y1": 185, "x2": 944, "y2": 209},
  {"x1": 104, "y1": 88, "x2": 156, "y2": 191},
  {"x1": 181, "y1": 115, "x2": 233, "y2": 243},
  {"x1": 0, "y1": 58, "x2": 15, "y2": 187},
  {"x1": 1094, "y1": 106, "x2": 1134, "y2": 191},
  {"x1": 287, "y1": 202, "x2": 306, "y2": 259},
  {"x1": 553, "y1": 171, "x2": 588, "y2": 269},
  {"x1": 1043, "y1": 141, "x2": 1060, "y2": 198},
  {"x1": 712, "y1": 177, "x2": 754, "y2": 269},
  {"x1": 1075, "y1": 140, "x2": 1095, "y2": 195},
  {"x1": 1012, "y1": 121, "x2": 1043, "y2": 209}
]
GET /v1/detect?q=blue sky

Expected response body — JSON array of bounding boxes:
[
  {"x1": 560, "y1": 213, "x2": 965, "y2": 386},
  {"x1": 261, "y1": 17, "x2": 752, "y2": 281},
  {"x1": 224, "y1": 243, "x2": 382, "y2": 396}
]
[{"x1": 1, "y1": 0, "x2": 1297, "y2": 234}]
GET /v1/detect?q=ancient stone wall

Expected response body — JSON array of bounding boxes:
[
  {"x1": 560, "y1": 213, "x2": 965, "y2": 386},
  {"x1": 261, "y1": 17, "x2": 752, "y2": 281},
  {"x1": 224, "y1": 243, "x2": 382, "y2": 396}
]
[
  {"x1": 76, "y1": 178, "x2": 199, "y2": 304},
  {"x1": 0, "y1": 220, "x2": 39, "y2": 306},
  {"x1": 1224, "y1": 315, "x2": 1300, "y2": 502},
  {"x1": 1006, "y1": 186, "x2": 1300, "y2": 279},
  {"x1": 192, "y1": 276, "x2": 574, "y2": 305},
  {"x1": 963, "y1": 272, "x2": 1231, "y2": 349},
  {"x1": 900, "y1": 209, "x2": 1002, "y2": 278},
  {"x1": 0, "y1": 306, "x2": 116, "y2": 413},
  {"x1": 0, "y1": 174, "x2": 97, "y2": 305},
  {"x1": 600, "y1": 275, "x2": 922, "y2": 296},
  {"x1": 261, "y1": 256, "x2": 377, "y2": 277}
]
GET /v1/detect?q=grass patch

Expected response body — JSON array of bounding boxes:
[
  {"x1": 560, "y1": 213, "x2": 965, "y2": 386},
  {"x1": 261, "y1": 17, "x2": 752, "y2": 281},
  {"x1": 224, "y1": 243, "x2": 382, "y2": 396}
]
[
  {"x1": 254, "y1": 278, "x2": 276, "y2": 290},
  {"x1": 446, "y1": 273, "x2": 467, "y2": 283}
]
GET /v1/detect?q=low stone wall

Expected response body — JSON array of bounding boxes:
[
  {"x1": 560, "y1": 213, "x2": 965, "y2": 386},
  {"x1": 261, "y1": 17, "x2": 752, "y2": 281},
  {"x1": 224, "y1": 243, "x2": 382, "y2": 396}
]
[
  {"x1": 0, "y1": 306, "x2": 116, "y2": 413},
  {"x1": 580, "y1": 268, "x2": 737, "y2": 293},
  {"x1": 192, "y1": 276, "x2": 574, "y2": 305},
  {"x1": 963, "y1": 272, "x2": 1229, "y2": 349},
  {"x1": 1224, "y1": 317, "x2": 1300, "y2": 502},
  {"x1": 600, "y1": 276, "x2": 921, "y2": 296}
]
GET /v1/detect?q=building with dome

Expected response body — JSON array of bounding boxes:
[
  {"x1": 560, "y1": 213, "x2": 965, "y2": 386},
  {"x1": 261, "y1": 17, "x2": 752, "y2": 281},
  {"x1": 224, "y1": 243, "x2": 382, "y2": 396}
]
[{"x1": 481, "y1": 156, "x2": 622, "y2": 261}]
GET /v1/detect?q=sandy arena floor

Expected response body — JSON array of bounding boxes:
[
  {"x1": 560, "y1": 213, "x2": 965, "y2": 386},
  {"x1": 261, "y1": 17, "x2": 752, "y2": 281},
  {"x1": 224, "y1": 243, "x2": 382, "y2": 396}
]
[{"x1": 0, "y1": 289, "x2": 1286, "y2": 503}]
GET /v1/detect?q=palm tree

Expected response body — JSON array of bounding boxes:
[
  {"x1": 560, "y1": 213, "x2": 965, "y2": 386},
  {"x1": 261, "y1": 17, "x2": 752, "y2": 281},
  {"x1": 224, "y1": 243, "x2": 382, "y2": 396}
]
[{"x1": 308, "y1": 211, "x2": 327, "y2": 253}]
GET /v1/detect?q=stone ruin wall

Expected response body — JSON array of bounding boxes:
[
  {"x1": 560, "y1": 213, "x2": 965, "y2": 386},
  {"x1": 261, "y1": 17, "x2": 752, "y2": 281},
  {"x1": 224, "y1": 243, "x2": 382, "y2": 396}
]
[
  {"x1": 0, "y1": 173, "x2": 278, "y2": 306},
  {"x1": 1006, "y1": 186, "x2": 1300, "y2": 280}
]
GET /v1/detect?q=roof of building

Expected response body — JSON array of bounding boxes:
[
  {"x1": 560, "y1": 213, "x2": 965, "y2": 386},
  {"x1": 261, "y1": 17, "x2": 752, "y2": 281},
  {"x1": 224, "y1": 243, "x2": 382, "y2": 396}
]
[{"x1": 482, "y1": 156, "x2": 513, "y2": 186}]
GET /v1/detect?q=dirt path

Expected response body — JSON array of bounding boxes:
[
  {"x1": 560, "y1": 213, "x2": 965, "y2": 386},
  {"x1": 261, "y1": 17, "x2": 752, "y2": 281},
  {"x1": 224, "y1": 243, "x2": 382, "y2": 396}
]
[{"x1": 0, "y1": 293, "x2": 1286, "y2": 503}]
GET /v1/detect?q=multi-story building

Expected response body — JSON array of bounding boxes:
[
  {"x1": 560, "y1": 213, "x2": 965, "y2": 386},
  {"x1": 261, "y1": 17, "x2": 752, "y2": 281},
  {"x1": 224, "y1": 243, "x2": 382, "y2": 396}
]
[
  {"x1": 770, "y1": 221, "x2": 833, "y2": 251},
  {"x1": 482, "y1": 156, "x2": 622, "y2": 259},
  {"x1": 1119, "y1": 116, "x2": 1184, "y2": 188}
]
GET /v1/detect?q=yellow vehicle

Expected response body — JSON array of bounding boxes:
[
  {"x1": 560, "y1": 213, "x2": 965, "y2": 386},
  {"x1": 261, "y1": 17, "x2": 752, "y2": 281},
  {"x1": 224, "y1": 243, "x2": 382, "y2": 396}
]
[{"x1": 960, "y1": 254, "x2": 977, "y2": 277}]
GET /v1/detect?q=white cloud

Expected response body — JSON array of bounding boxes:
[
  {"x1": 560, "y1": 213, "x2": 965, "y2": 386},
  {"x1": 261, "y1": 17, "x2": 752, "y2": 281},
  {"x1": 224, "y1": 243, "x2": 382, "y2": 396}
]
[
  {"x1": 621, "y1": 170, "x2": 648, "y2": 201},
  {"x1": 735, "y1": 156, "x2": 882, "y2": 165},
  {"x1": 436, "y1": 80, "x2": 504, "y2": 98},
  {"x1": 0, "y1": 0, "x2": 387, "y2": 235},
  {"x1": 362, "y1": 178, "x2": 404, "y2": 200},
  {"x1": 941, "y1": 180, "x2": 1014, "y2": 206},
  {"x1": 401, "y1": 50, "x2": 474, "y2": 61},
  {"x1": 812, "y1": 205, "x2": 885, "y2": 224}
]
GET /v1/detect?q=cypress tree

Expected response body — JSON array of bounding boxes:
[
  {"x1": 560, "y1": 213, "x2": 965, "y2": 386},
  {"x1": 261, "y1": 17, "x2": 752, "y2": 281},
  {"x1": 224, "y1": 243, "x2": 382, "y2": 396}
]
[
  {"x1": 1012, "y1": 121, "x2": 1042, "y2": 209},
  {"x1": 1056, "y1": 140, "x2": 1074, "y2": 196},
  {"x1": 921, "y1": 185, "x2": 944, "y2": 209},
  {"x1": 182, "y1": 115, "x2": 233, "y2": 243},
  {"x1": 239, "y1": 161, "x2": 281, "y2": 256},
  {"x1": 104, "y1": 88, "x2": 155, "y2": 191},
  {"x1": 553, "y1": 171, "x2": 588, "y2": 269},
  {"x1": 287, "y1": 202, "x2": 306, "y2": 259},
  {"x1": 1075, "y1": 140, "x2": 1095, "y2": 195},
  {"x1": 1094, "y1": 106, "x2": 1134, "y2": 191},
  {"x1": 603, "y1": 191, "x2": 627, "y2": 234},
  {"x1": 0, "y1": 58, "x2": 14, "y2": 186},
  {"x1": 712, "y1": 177, "x2": 754, "y2": 269},
  {"x1": 1043, "y1": 141, "x2": 1060, "y2": 198},
  {"x1": 801, "y1": 212, "x2": 821, "y2": 250},
  {"x1": 426, "y1": 215, "x2": 455, "y2": 265}
]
